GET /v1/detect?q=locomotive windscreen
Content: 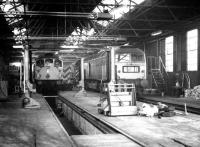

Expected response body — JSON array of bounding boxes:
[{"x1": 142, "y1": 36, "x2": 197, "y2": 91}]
[
  {"x1": 115, "y1": 48, "x2": 145, "y2": 63},
  {"x1": 36, "y1": 59, "x2": 44, "y2": 67},
  {"x1": 54, "y1": 59, "x2": 62, "y2": 67}
]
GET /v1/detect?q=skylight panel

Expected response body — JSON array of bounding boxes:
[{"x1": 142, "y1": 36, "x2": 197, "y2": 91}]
[
  {"x1": 101, "y1": 0, "x2": 115, "y2": 5},
  {"x1": 111, "y1": 6, "x2": 129, "y2": 19},
  {"x1": 93, "y1": 6, "x2": 104, "y2": 13},
  {"x1": 96, "y1": 20, "x2": 110, "y2": 27},
  {"x1": 134, "y1": 0, "x2": 145, "y2": 4},
  {"x1": 0, "y1": 0, "x2": 26, "y2": 45}
]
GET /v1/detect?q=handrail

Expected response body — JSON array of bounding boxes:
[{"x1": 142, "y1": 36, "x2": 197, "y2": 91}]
[
  {"x1": 182, "y1": 73, "x2": 191, "y2": 89},
  {"x1": 151, "y1": 73, "x2": 158, "y2": 87},
  {"x1": 186, "y1": 73, "x2": 191, "y2": 89},
  {"x1": 159, "y1": 56, "x2": 168, "y2": 77}
]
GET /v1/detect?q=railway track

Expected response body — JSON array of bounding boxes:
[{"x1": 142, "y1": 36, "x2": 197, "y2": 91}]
[
  {"x1": 137, "y1": 97, "x2": 200, "y2": 115},
  {"x1": 43, "y1": 94, "x2": 198, "y2": 147},
  {"x1": 58, "y1": 95, "x2": 146, "y2": 147}
]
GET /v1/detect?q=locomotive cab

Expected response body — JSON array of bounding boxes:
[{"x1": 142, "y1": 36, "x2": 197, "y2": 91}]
[
  {"x1": 115, "y1": 48, "x2": 146, "y2": 83},
  {"x1": 34, "y1": 54, "x2": 63, "y2": 94}
]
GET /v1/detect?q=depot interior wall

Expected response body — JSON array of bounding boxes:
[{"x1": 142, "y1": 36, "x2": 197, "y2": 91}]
[{"x1": 135, "y1": 23, "x2": 200, "y2": 94}]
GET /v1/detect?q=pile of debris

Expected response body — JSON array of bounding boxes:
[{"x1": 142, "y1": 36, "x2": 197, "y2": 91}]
[
  {"x1": 185, "y1": 85, "x2": 200, "y2": 99},
  {"x1": 138, "y1": 102, "x2": 176, "y2": 118}
]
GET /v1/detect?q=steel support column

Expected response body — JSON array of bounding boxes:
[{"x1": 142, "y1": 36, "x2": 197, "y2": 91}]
[
  {"x1": 75, "y1": 58, "x2": 87, "y2": 97},
  {"x1": 24, "y1": 46, "x2": 29, "y2": 93}
]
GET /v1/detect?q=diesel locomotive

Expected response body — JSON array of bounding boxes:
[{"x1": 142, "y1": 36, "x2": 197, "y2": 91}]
[
  {"x1": 84, "y1": 46, "x2": 147, "y2": 91},
  {"x1": 34, "y1": 53, "x2": 63, "y2": 94}
]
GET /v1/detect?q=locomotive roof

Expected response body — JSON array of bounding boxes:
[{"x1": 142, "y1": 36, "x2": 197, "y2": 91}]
[
  {"x1": 37, "y1": 53, "x2": 60, "y2": 60},
  {"x1": 116, "y1": 47, "x2": 144, "y2": 54},
  {"x1": 84, "y1": 50, "x2": 107, "y2": 61},
  {"x1": 85, "y1": 46, "x2": 144, "y2": 61}
]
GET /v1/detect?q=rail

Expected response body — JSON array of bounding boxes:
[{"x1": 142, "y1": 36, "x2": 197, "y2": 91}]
[{"x1": 58, "y1": 95, "x2": 146, "y2": 147}]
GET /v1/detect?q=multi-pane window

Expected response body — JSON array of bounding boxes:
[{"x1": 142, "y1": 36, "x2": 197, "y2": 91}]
[
  {"x1": 165, "y1": 36, "x2": 174, "y2": 72},
  {"x1": 187, "y1": 29, "x2": 198, "y2": 71},
  {"x1": 123, "y1": 66, "x2": 140, "y2": 73},
  {"x1": 115, "y1": 54, "x2": 130, "y2": 62}
]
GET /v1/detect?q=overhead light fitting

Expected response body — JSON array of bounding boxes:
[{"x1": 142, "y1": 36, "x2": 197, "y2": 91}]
[
  {"x1": 59, "y1": 49, "x2": 74, "y2": 53},
  {"x1": 13, "y1": 45, "x2": 24, "y2": 49},
  {"x1": 10, "y1": 62, "x2": 21, "y2": 67},
  {"x1": 60, "y1": 45, "x2": 79, "y2": 49},
  {"x1": 151, "y1": 30, "x2": 162, "y2": 36}
]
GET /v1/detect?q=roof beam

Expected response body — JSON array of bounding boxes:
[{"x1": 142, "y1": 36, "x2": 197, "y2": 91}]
[{"x1": 2, "y1": 1, "x2": 196, "y2": 9}]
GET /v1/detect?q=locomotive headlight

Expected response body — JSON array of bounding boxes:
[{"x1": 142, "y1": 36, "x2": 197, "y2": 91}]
[{"x1": 46, "y1": 69, "x2": 49, "y2": 74}]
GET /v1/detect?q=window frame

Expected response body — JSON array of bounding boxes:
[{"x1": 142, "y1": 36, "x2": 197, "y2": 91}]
[
  {"x1": 165, "y1": 36, "x2": 174, "y2": 72},
  {"x1": 187, "y1": 29, "x2": 198, "y2": 71},
  {"x1": 122, "y1": 66, "x2": 140, "y2": 73}
]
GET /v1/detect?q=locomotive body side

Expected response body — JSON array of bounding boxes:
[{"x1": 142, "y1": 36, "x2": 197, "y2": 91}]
[
  {"x1": 84, "y1": 51, "x2": 109, "y2": 90},
  {"x1": 84, "y1": 47, "x2": 147, "y2": 91}
]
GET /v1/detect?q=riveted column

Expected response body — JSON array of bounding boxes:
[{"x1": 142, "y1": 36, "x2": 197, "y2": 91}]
[
  {"x1": 75, "y1": 58, "x2": 87, "y2": 97},
  {"x1": 24, "y1": 45, "x2": 29, "y2": 93},
  {"x1": 109, "y1": 46, "x2": 117, "y2": 84}
]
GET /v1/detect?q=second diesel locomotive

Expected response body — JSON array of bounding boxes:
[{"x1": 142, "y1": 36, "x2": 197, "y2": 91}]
[
  {"x1": 34, "y1": 53, "x2": 63, "y2": 94},
  {"x1": 84, "y1": 46, "x2": 147, "y2": 91}
]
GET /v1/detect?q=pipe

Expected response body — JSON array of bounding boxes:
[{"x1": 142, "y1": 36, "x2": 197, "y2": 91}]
[
  {"x1": 76, "y1": 58, "x2": 86, "y2": 92},
  {"x1": 109, "y1": 46, "x2": 116, "y2": 84},
  {"x1": 20, "y1": 60, "x2": 22, "y2": 89},
  {"x1": 24, "y1": 47, "x2": 29, "y2": 93},
  {"x1": 29, "y1": 50, "x2": 33, "y2": 83}
]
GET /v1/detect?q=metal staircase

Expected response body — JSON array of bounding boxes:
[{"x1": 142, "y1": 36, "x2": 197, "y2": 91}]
[
  {"x1": 147, "y1": 56, "x2": 168, "y2": 93},
  {"x1": 151, "y1": 69, "x2": 166, "y2": 92}
]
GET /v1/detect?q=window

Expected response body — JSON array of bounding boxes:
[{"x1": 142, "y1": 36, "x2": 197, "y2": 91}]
[
  {"x1": 45, "y1": 58, "x2": 53, "y2": 67},
  {"x1": 36, "y1": 59, "x2": 44, "y2": 68},
  {"x1": 115, "y1": 54, "x2": 130, "y2": 62},
  {"x1": 131, "y1": 54, "x2": 144, "y2": 62},
  {"x1": 123, "y1": 66, "x2": 140, "y2": 73},
  {"x1": 165, "y1": 36, "x2": 174, "y2": 72},
  {"x1": 187, "y1": 29, "x2": 198, "y2": 71},
  {"x1": 54, "y1": 59, "x2": 62, "y2": 67}
]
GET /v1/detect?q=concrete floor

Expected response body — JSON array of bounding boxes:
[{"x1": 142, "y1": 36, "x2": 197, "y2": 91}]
[
  {"x1": 0, "y1": 94, "x2": 73, "y2": 147},
  {"x1": 59, "y1": 91, "x2": 200, "y2": 147}
]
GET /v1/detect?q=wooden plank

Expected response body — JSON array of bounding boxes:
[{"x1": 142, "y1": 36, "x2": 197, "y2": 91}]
[
  {"x1": 110, "y1": 95, "x2": 132, "y2": 102},
  {"x1": 110, "y1": 106, "x2": 138, "y2": 116},
  {"x1": 110, "y1": 92, "x2": 131, "y2": 96},
  {"x1": 110, "y1": 101, "x2": 131, "y2": 106}
]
